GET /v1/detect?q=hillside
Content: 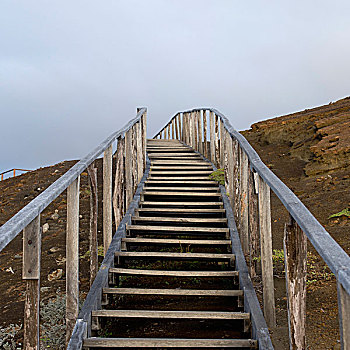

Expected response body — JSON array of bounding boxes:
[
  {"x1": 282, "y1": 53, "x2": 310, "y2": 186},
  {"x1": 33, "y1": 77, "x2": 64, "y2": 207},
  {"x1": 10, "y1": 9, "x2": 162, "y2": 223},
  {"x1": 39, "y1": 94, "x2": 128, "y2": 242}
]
[{"x1": 241, "y1": 96, "x2": 350, "y2": 349}]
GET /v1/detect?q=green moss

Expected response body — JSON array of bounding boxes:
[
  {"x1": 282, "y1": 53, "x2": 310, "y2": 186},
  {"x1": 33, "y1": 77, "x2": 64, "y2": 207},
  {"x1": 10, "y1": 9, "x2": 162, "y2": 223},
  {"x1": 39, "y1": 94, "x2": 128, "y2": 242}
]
[
  {"x1": 328, "y1": 208, "x2": 350, "y2": 219},
  {"x1": 209, "y1": 168, "x2": 225, "y2": 185}
]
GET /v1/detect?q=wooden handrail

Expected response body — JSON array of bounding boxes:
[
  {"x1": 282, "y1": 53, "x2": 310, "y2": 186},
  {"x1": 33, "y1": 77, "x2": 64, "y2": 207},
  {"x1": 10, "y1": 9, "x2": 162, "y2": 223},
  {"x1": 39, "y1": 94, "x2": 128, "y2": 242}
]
[
  {"x1": 0, "y1": 107, "x2": 147, "y2": 349},
  {"x1": 0, "y1": 168, "x2": 32, "y2": 180},
  {"x1": 154, "y1": 108, "x2": 350, "y2": 349}
]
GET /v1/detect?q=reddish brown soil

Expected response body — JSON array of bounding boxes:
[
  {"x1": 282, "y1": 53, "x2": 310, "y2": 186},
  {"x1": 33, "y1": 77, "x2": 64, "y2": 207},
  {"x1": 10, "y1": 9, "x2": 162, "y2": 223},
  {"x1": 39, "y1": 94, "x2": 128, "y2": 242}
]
[{"x1": 242, "y1": 96, "x2": 350, "y2": 350}]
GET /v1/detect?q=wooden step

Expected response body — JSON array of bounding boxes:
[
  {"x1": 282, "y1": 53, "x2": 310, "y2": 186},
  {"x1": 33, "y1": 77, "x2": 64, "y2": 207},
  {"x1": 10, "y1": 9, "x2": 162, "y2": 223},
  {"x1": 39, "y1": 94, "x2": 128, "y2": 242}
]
[
  {"x1": 150, "y1": 166, "x2": 213, "y2": 170},
  {"x1": 103, "y1": 287, "x2": 242, "y2": 297},
  {"x1": 92, "y1": 309, "x2": 250, "y2": 320},
  {"x1": 109, "y1": 268, "x2": 238, "y2": 277},
  {"x1": 83, "y1": 337, "x2": 257, "y2": 348},
  {"x1": 142, "y1": 191, "x2": 221, "y2": 197},
  {"x1": 115, "y1": 251, "x2": 234, "y2": 261},
  {"x1": 136, "y1": 208, "x2": 226, "y2": 213},
  {"x1": 144, "y1": 187, "x2": 219, "y2": 191},
  {"x1": 132, "y1": 216, "x2": 227, "y2": 224},
  {"x1": 149, "y1": 171, "x2": 212, "y2": 175},
  {"x1": 140, "y1": 201, "x2": 223, "y2": 207},
  {"x1": 127, "y1": 225, "x2": 229, "y2": 233},
  {"x1": 148, "y1": 153, "x2": 201, "y2": 157},
  {"x1": 145, "y1": 180, "x2": 218, "y2": 185},
  {"x1": 122, "y1": 237, "x2": 231, "y2": 246},
  {"x1": 147, "y1": 176, "x2": 215, "y2": 181},
  {"x1": 150, "y1": 161, "x2": 210, "y2": 165}
]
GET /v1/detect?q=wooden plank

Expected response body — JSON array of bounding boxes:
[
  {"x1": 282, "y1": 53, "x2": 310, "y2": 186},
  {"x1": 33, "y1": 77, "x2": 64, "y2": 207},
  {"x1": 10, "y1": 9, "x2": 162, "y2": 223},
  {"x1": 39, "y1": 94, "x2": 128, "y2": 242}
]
[
  {"x1": 66, "y1": 177, "x2": 80, "y2": 344},
  {"x1": 136, "y1": 121, "x2": 143, "y2": 183},
  {"x1": 232, "y1": 140, "x2": 240, "y2": 224},
  {"x1": 84, "y1": 337, "x2": 257, "y2": 348},
  {"x1": 144, "y1": 187, "x2": 219, "y2": 192},
  {"x1": 103, "y1": 287, "x2": 242, "y2": 297},
  {"x1": 140, "y1": 201, "x2": 223, "y2": 206},
  {"x1": 175, "y1": 114, "x2": 179, "y2": 140},
  {"x1": 191, "y1": 112, "x2": 195, "y2": 148},
  {"x1": 209, "y1": 111, "x2": 215, "y2": 162},
  {"x1": 148, "y1": 152, "x2": 200, "y2": 157},
  {"x1": 258, "y1": 176, "x2": 276, "y2": 328},
  {"x1": 194, "y1": 111, "x2": 199, "y2": 151},
  {"x1": 172, "y1": 118, "x2": 175, "y2": 139},
  {"x1": 220, "y1": 118, "x2": 225, "y2": 168},
  {"x1": 198, "y1": 110, "x2": 203, "y2": 154},
  {"x1": 115, "y1": 251, "x2": 234, "y2": 260},
  {"x1": 248, "y1": 169, "x2": 259, "y2": 278},
  {"x1": 240, "y1": 149, "x2": 249, "y2": 254},
  {"x1": 146, "y1": 177, "x2": 217, "y2": 181},
  {"x1": 141, "y1": 110, "x2": 147, "y2": 170},
  {"x1": 150, "y1": 166, "x2": 212, "y2": 170},
  {"x1": 167, "y1": 124, "x2": 171, "y2": 139},
  {"x1": 92, "y1": 309, "x2": 250, "y2": 320},
  {"x1": 214, "y1": 114, "x2": 220, "y2": 167},
  {"x1": 203, "y1": 110, "x2": 208, "y2": 158},
  {"x1": 122, "y1": 238, "x2": 231, "y2": 245},
  {"x1": 338, "y1": 280, "x2": 350, "y2": 349},
  {"x1": 284, "y1": 216, "x2": 307, "y2": 350},
  {"x1": 125, "y1": 128, "x2": 133, "y2": 208},
  {"x1": 132, "y1": 216, "x2": 226, "y2": 223},
  {"x1": 127, "y1": 225, "x2": 229, "y2": 233},
  {"x1": 142, "y1": 191, "x2": 220, "y2": 197},
  {"x1": 113, "y1": 137, "x2": 125, "y2": 231},
  {"x1": 23, "y1": 215, "x2": 41, "y2": 350},
  {"x1": 87, "y1": 162, "x2": 98, "y2": 286},
  {"x1": 109, "y1": 267, "x2": 238, "y2": 277},
  {"x1": 178, "y1": 112, "x2": 182, "y2": 141},
  {"x1": 136, "y1": 208, "x2": 225, "y2": 213},
  {"x1": 145, "y1": 181, "x2": 218, "y2": 185},
  {"x1": 103, "y1": 144, "x2": 113, "y2": 255},
  {"x1": 149, "y1": 171, "x2": 212, "y2": 175},
  {"x1": 132, "y1": 124, "x2": 138, "y2": 192}
]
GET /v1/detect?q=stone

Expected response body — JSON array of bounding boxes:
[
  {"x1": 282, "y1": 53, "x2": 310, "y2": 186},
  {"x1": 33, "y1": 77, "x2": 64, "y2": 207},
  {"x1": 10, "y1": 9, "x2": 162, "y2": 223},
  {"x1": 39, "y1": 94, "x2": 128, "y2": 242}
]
[
  {"x1": 48, "y1": 269, "x2": 63, "y2": 281},
  {"x1": 42, "y1": 223, "x2": 49, "y2": 233}
]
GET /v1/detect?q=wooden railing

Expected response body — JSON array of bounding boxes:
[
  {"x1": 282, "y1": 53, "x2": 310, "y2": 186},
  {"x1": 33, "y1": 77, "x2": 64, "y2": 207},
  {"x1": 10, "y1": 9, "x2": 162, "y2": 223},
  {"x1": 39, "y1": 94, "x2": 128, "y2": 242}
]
[
  {"x1": 0, "y1": 168, "x2": 32, "y2": 181},
  {"x1": 0, "y1": 108, "x2": 147, "y2": 349},
  {"x1": 154, "y1": 109, "x2": 350, "y2": 350}
]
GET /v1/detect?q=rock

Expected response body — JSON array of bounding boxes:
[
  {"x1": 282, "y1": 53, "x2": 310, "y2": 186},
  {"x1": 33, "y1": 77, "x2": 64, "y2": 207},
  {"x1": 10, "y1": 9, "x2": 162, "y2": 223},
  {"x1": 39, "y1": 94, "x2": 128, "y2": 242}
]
[
  {"x1": 48, "y1": 269, "x2": 63, "y2": 281},
  {"x1": 79, "y1": 215, "x2": 83, "y2": 219},
  {"x1": 42, "y1": 223, "x2": 49, "y2": 233},
  {"x1": 40, "y1": 287, "x2": 51, "y2": 292},
  {"x1": 51, "y1": 209, "x2": 59, "y2": 220},
  {"x1": 14, "y1": 254, "x2": 22, "y2": 259},
  {"x1": 49, "y1": 247, "x2": 60, "y2": 254}
]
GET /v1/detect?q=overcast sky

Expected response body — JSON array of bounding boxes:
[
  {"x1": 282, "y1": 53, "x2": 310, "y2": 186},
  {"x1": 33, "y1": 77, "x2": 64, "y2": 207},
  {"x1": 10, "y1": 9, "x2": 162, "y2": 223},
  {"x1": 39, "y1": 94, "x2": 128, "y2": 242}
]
[{"x1": 1, "y1": 1, "x2": 349, "y2": 172}]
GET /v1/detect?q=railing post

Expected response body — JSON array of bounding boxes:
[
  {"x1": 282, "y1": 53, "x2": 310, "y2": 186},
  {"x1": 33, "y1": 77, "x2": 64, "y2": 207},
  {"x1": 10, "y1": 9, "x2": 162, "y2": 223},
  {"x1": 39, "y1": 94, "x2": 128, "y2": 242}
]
[
  {"x1": 125, "y1": 128, "x2": 133, "y2": 209},
  {"x1": 226, "y1": 132, "x2": 234, "y2": 207},
  {"x1": 113, "y1": 136, "x2": 125, "y2": 231},
  {"x1": 248, "y1": 169, "x2": 259, "y2": 278},
  {"x1": 284, "y1": 215, "x2": 307, "y2": 350},
  {"x1": 136, "y1": 121, "x2": 143, "y2": 183},
  {"x1": 194, "y1": 112, "x2": 198, "y2": 151},
  {"x1": 178, "y1": 113, "x2": 182, "y2": 141},
  {"x1": 167, "y1": 124, "x2": 171, "y2": 139},
  {"x1": 66, "y1": 176, "x2": 80, "y2": 344},
  {"x1": 87, "y1": 162, "x2": 98, "y2": 286},
  {"x1": 209, "y1": 111, "x2": 215, "y2": 162},
  {"x1": 175, "y1": 114, "x2": 179, "y2": 140},
  {"x1": 337, "y1": 274, "x2": 350, "y2": 349},
  {"x1": 220, "y1": 118, "x2": 225, "y2": 168},
  {"x1": 172, "y1": 118, "x2": 175, "y2": 139},
  {"x1": 23, "y1": 215, "x2": 41, "y2": 350},
  {"x1": 258, "y1": 175, "x2": 276, "y2": 328},
  {"x1": 214, "y1": 114, "x2": 220, "y2": 167},
  {"x1": 103, "y1": 144, "x2": 113, "y2": 255},
  {"x1": 190, "y1": 112, "x2": 195, "y2": 148},
  {"x1": 198, "y1": 111, "x2": 203, "y2": 154},
  {"x1": 233, "y1": 140, "x2": 240, "y2": 224},
  {"x1": 240, "y1": 149, "x2": 249, "y2": 254},
  {"x1": 203, "y1": 110, "x2": 208, "y2": 158}
]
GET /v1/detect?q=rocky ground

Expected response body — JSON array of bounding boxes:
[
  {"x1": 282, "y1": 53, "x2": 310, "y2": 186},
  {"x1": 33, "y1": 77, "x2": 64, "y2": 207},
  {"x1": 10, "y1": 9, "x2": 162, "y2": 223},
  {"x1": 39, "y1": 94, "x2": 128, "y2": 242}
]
[
  {"x1": 241, "y1": 96, "x2": 350, "y2": 349},
  {"x1": 0, "y1": 97, "x2": 349, "y2": 349}
]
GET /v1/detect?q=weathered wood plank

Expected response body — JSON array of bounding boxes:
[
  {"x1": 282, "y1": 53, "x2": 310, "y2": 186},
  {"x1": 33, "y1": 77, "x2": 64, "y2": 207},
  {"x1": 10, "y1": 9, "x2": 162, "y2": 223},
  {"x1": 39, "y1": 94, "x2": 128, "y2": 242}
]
[
  {"x1": 92, "y1": 309, "x2": 250, "y2": 320},
  {"x1": 142, "y1": 191, "x2": 220, "y2": 196},
  {"x1": 172, "y1": 118, "x2": 175, "y2": 139},
  {"x1": 109, "y1": 267, "x2": 238, "y2": 277},
  {"x1": 122, "y1": 238, "x2": 231, "y2": 245},
  {"x1": 83, "y1": 337, "x2": 257, "y2": 348},
  {"x1": 66, "y1": 177, "x2": 80, "y2": 344},
  {"x1": 258, "y1": 176, "x2": 276, "y2": 328},
  {"x1": 115, "y1": 251, "x2": 234, "y2": 259},
  {"x1": 141, "y1": 110, "x2": 147, "y2": 170},
  {"x1": 240, "y1": 149, "x2": 249, "y2": 254},
  {"x1": 125, "y1": 128, "x2": 133, "y2": 208},
  {"x1": 198, "y1": 110, "x2": 203, "y2": 154},
  {"x1": 140, "y1": 201, "x2": 223, "y2": 206},
  {"x1": 103, "y1": 144, "x2": 113, "y2": 255},
  {"x1": 103, "y1": 287, "x2": 242, "y2": 297},
  {"x1": 232, "y1": 140, "x2": 240, "y2": 225},
  {"x1": 338, "y1": 280, "x2": 350, "y2": 349},
  {"x1": 136, "y1": 121, "x2": 143, "y2": 183},
  {"x1": 136, "y1": 208, "x2": 225, "y2": 213},
  {"x1": 127, "y1": 225, "x2": 229, "y2": 233},
  {"x1": 87, "y1": 162, "x2": 98, "y2": 286},
  {"x1": 175, "y1": 114, "x2": 179, "y2": 140},
  {"x1": 132, "y1": 216, "x2": 226, "y2": 223},
  {"x1": 220, "y1": 118, "x2": 225, "y2": 168},
  {"x1": 248, "y1": 169, "x2": 259, "y2": 278},
  {"x1": 23, "y1": 215, "x2": 41, "y2": 350},
  {"x1": 210, "y1": 110, "x2": 215, "y2": 163},
  {"x1": 284, "y1": 216, "x2": 307, "y2": 350},
  {"x1": 214, "y1": 114, "x2": 220, "y2": 167},
  {"x1": 203, "y1": 110, "x2": 208, "y2": 158},
  {"x1": 112, "y1": 137, "x2": 125, "y2": 231}
]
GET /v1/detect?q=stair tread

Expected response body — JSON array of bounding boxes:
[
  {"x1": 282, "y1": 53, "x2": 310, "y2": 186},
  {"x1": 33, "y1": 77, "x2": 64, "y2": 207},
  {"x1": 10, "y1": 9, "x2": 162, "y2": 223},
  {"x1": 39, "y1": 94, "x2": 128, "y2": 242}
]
[
  {"x1": 127, "y1": 225, "x2": 229, "y2": 232},
  {"x1": 136, "y1": 208, "x2": 225, "y2": 212},
  {"x1": 92, "y1": 309, "x2": 250, "y2": 319},
  {"x1": 132, "y1": 216, "x2": 226, "y2": 223},
  {"x1": 102, "y1": 287, "x2": 242, "y2": 296},
  {"x1": 83, "y1": 337, "x2": 257, "y2": 348},
  {"x1": 115, "y1": 251, "x2": 234, "y2": 259},
  {"x1": 140, "y1": 201, "x2": 223, "y2": 206},
  {"x1": 122, "y1": 238, "x2": 231, "y2": 245},
  {"x1": 109, "y1": 268, "x2": 238, "y2": 277}
]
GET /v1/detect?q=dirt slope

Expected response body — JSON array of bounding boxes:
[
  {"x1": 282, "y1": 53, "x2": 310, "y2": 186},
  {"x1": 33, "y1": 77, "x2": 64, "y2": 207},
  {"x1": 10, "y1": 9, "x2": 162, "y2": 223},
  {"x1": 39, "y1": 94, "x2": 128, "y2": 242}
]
[{"x1": 241, "y1": 96, "x2": 350, "y2": 350}]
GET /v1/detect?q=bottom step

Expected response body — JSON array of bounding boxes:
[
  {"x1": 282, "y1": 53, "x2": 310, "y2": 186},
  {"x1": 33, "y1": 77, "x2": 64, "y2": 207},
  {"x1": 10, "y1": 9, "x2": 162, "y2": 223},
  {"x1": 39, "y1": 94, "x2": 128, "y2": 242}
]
[{"x1": 84, "y1": 337, "x2": 257, "y2": 348}]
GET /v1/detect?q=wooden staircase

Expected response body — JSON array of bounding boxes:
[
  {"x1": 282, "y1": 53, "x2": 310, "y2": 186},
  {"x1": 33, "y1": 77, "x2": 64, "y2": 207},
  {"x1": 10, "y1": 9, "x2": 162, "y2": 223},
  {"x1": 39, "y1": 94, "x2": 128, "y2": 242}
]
[{"x1": 83, "y1": 139, "x2": 258, "y2": 349}]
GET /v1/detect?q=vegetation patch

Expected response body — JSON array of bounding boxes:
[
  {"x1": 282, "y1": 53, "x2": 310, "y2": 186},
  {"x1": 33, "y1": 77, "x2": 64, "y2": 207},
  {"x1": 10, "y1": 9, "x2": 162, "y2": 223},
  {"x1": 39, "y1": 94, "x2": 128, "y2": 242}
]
[
  {"x1": 328, "y1": 208, "x2": 350, "y2": 219},
  {"x1": 209, "y1": 168, "x2": 225, "y2": 185}
]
